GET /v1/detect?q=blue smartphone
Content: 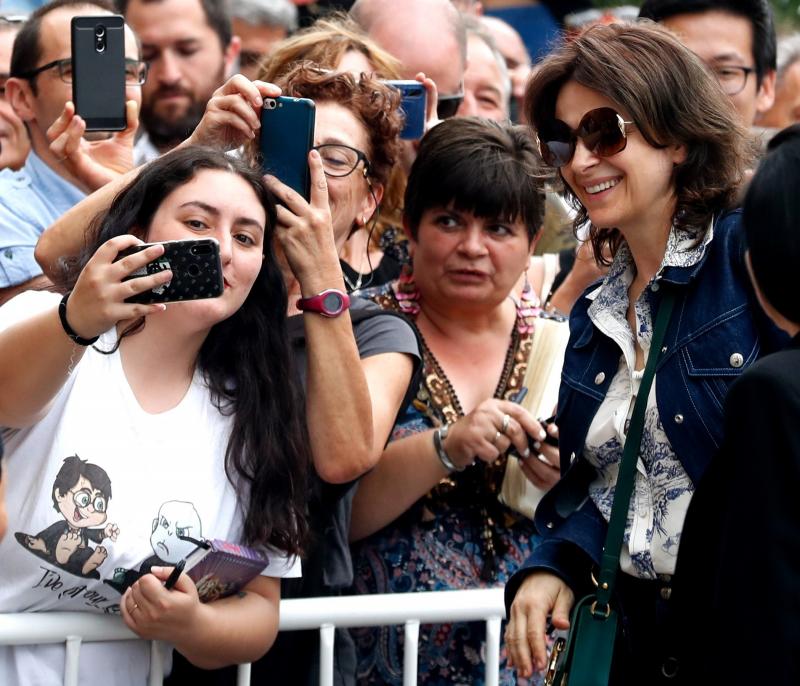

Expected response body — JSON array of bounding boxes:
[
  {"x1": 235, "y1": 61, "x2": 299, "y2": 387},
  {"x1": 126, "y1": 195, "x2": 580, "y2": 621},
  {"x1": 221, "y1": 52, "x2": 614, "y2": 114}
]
[
  {"x1": 260, "y1": 96, "x2": 316, "y2": 201},
  {"x1": 384, "y1": 80, "x2": 427, "y2": 140}
]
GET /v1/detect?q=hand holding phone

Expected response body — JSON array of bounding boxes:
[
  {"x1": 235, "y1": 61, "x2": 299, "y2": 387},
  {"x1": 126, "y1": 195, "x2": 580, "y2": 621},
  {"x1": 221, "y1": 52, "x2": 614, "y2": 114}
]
[{"x1": 116, "y1": 238, "x2": 223, "y2": 304}]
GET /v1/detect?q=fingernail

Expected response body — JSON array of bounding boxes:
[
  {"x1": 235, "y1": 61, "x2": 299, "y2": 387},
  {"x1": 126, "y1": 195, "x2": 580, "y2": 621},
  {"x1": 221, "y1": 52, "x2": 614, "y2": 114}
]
[
  {"x1": 151, "y1": 566, "x2": 163, "y2": 573},
  {"x1": 532, "y1": 440, "x2": 541, "y2": 451},
  {"x1": 539, "y1": 429, "x2": 546, "y2": 439},
  {"x1": 522, "y1": 447, "x2": 531, "y2": 458}
]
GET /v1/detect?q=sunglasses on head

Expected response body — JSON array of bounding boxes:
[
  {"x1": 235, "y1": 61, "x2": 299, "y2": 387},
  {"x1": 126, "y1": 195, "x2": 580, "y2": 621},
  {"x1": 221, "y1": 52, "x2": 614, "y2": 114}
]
[{"x1": 538, "y1": 107, "x2": 634, "y2": 168}]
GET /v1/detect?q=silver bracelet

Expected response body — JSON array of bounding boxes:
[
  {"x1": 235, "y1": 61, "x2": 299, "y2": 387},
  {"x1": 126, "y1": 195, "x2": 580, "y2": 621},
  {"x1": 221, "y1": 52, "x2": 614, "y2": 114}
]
[{"x1": 433, "y1": 424, "x2": 465, "y2": 472}]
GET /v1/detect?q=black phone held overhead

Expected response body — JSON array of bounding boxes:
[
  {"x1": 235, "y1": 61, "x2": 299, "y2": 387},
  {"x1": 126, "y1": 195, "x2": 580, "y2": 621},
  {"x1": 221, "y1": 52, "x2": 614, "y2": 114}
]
[{"x1": 71, "y1": 15, "x2": 127, "y2": 131}]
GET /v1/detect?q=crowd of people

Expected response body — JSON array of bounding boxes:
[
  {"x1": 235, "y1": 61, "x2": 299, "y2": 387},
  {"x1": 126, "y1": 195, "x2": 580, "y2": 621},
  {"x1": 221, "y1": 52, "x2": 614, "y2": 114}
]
[{"x1": 0, "y1": 0, "x2": 798, "y2": 685}]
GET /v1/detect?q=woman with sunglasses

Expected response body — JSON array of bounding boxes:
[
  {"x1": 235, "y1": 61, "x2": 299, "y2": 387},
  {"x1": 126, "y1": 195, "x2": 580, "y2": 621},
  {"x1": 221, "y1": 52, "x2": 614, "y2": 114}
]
[{"x1": 503, "y1": 22, "x2": 786, "y2": 683}]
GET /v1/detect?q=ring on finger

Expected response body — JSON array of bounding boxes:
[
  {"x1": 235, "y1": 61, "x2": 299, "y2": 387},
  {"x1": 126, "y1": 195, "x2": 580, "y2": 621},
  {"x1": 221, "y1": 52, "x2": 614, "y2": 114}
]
[{"x1": 501, "y1": 413, "x2": 511, "y2": 434}]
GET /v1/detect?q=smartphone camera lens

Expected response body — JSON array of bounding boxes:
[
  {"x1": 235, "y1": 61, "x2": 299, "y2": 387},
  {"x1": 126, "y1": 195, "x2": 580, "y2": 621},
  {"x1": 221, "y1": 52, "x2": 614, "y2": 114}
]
[
  {"x1": 264, "y1": 99, "x2": 277, "y2": 110},
  {"x1": 95, "y1": 24, "x2": 105, "y2": 37}
]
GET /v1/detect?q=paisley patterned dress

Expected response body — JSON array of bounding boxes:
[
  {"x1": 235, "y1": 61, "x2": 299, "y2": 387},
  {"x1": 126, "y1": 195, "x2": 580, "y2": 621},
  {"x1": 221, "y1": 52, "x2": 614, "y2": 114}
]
[{"x1": 351, "y1": 280, "x2": 545, "y2": 686}]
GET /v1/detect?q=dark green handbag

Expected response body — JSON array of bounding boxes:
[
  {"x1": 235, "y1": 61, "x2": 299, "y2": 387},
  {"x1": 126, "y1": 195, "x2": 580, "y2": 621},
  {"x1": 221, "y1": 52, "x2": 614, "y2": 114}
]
[{"x1": 544, "y1": 288, "x2": 676, "y2": 686}]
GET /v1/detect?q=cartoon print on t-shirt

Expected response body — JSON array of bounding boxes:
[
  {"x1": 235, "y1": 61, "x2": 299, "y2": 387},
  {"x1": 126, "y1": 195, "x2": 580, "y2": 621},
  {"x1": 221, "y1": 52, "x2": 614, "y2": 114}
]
[
  {"x1": 104, "y1": 500, "x2": 202, "y2": 594},
  {"x1": 14, "y1": 455, "x2": 119, "y2": 579}
]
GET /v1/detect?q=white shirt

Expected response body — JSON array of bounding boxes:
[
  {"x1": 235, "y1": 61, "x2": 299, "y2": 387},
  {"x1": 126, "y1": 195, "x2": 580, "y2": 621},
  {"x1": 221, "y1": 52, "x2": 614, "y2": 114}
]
[{"x1": 0, "y1": 291, "x2": 299, "y2": 685}]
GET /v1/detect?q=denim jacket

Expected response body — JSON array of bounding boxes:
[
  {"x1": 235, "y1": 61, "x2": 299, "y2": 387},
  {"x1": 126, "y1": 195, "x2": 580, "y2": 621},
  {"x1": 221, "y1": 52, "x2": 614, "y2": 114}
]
[{"x1": 505, "y1": 210, "x2": 787, "y2": 604}]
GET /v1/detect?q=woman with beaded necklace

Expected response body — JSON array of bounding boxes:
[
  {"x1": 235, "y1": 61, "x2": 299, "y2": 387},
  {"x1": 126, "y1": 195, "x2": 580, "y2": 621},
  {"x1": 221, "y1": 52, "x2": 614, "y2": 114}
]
[{"x1": 349, "y1": 116, "x2": 559, "y2": 686}]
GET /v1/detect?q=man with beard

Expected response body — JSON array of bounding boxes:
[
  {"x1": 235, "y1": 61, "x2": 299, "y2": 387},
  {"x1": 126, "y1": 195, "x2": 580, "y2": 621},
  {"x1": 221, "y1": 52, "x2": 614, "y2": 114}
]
[{"x1": 119, "y1": 0, "x2": 241, "y2": 164}]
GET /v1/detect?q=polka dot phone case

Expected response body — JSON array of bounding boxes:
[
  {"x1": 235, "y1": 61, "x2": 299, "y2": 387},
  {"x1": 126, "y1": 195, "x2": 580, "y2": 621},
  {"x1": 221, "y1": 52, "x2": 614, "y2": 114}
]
[{"x1": 117, "y1": 238, "x2": 224, "y2": 304}]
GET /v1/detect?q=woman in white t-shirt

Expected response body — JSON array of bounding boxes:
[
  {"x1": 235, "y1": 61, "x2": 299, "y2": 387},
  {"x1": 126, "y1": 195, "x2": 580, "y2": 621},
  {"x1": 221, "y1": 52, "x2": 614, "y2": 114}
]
[{"x1": 0, "y1": 147, "x2": 309, "y2": 684}]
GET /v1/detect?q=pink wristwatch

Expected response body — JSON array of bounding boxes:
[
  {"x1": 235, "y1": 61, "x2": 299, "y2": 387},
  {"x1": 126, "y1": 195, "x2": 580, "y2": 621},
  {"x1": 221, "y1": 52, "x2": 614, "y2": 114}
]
[{"x1": 296, "y1": 288, "x2": 351, "y2": 317}]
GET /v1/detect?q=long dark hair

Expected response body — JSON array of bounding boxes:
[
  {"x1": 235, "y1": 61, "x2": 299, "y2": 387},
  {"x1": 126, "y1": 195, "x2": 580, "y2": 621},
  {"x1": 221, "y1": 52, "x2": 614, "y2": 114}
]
[{"x1": 64, "y1": 147, "x2": 309, "y2": 555}]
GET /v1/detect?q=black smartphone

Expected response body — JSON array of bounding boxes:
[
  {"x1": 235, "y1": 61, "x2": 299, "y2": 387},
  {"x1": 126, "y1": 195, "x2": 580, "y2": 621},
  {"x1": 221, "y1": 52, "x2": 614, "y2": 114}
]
[
  {"x1": 71, "y1": 15, "x2": 127, "y2": 131},
  {"x1": 384, "y1": 80, "x2": 427, "y2": 140},
  {"x1": 116, "y1": 238, "x2": 223, "y2": 304},
  {"x1": 260, "y1": 96, "x2": 316, "y2": 202}
]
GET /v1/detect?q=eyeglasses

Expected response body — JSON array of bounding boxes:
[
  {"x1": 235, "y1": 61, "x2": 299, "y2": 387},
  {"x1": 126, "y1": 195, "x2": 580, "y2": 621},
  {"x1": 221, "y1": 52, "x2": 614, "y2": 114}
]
[
  {"x1": 312, "y1": 143, "x2": 372, "y2": 179},
  {"x1": 538, "y1": 107, "x2": 635, "y2": 168},
  {"x1": 709, "y1": 65, "x2": 754, "y2": 96},
  {"x1": 69, "y1": 488, "x2": 107, "y2": 513},
  {"x1": 18, "y1": 57, "x2": 149, "y2": 85},
  {"x1": 437, "y1": 91, "x2": 465, "y2": 119}
]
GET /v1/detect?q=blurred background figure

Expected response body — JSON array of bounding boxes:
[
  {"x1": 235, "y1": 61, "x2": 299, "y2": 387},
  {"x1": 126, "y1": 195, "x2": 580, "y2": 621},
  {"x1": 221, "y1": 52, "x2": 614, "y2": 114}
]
[
  {"x1": 457, "y1": 16, "x2": 510, "y2": 121},
  {"x1": 481, "y1": 0, "x2": 561, "y2": 63},
  {"x1": 756, "y1": 33, "x2": 800, "y2": 131},
  {"x1": 351, "y1": 0, "x2": 466, "y2": 120},
  {"x1": 0, "y1": 15, "x2": 29, "y2": 171},
  {"x1": 479, "y1": 15, "x2": 530, "y2": 123},
  {"x1": 639, "y1": 0, "x2": 777, "y2": 127},
  {"x1": 120, "y1": 0, "x2": 241, "y2": 163},
  {"x1": 230, "y1": 0, "x2": 297, "y2": 80}
]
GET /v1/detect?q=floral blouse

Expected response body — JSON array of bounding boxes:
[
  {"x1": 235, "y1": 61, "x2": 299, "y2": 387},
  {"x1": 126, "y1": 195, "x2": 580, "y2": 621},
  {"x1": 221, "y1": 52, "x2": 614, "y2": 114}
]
[{"x1": 582, "y1": 222, "x2": 713, "y2": 579}]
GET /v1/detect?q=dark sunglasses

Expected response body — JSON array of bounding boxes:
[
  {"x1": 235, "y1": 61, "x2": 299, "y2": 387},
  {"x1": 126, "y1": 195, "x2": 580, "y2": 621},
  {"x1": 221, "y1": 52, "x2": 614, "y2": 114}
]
[
  {"x1": 437, "y1": 92, "x2": 464, "y2": 119},
  {"x1": 538, "y1": 107, "x2": 634, "y2": 168}
]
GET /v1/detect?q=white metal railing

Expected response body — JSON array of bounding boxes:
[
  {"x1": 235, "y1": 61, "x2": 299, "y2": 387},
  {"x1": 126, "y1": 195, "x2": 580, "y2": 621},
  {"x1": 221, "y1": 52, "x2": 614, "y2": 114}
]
[{"x1": 0, "y1": 588, "x2": 507, "y2": 686}]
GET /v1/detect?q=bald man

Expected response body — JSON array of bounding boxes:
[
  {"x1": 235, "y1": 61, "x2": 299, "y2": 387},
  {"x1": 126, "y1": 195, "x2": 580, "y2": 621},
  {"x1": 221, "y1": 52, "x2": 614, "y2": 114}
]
[{"x1": 351, "y1": 0, "x2": 466, "y2": 116}]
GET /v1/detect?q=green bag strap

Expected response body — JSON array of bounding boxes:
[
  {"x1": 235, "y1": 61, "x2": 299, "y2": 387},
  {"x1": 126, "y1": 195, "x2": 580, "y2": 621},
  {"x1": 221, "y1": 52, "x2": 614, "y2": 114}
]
[{"x1": 593, "y1": 287, "x2": 676, "y2": 612}]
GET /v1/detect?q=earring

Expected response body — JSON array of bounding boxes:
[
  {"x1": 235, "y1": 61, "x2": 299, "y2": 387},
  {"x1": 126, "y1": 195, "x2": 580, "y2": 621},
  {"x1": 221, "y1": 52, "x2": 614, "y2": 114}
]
[
  {"x1": 395, "y1": 263, "x2": 421, "y2": 315},
  {"x1": 517, "y1": 265, "x2": 539, "y2": 334}
]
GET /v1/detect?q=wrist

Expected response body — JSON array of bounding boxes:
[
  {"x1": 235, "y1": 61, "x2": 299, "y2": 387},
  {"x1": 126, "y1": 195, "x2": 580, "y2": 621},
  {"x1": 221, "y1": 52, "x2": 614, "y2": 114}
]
[
  {"x1": 433, "y1": 424, "x2": 471, "y2": 472},
  {"x1": 58, "y1": 292, "x2": 99, "y2": 346}
]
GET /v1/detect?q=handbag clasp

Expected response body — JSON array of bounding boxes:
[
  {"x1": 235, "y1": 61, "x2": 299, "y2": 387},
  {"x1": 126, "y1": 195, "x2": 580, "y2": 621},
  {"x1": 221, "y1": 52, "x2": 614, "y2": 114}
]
[{"x1": 543, "y1": 636, "x2": 566, "y2": 686}]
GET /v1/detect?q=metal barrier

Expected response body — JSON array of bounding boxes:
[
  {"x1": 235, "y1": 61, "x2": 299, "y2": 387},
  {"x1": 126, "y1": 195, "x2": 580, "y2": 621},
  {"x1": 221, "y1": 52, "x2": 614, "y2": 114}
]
[{"x1": 0, "y1": 588, "x2": 507, "y2": 686}]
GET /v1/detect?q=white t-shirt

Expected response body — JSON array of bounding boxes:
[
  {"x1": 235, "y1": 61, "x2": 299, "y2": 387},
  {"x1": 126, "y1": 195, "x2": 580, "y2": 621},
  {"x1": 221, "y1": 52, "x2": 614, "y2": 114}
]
[{"x1": 0, "y1": 291, "x2": 300, "y2": 686}]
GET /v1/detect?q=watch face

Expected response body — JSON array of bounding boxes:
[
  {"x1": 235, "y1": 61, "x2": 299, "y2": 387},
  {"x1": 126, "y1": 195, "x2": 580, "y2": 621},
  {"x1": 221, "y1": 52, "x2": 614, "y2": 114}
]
[{"x1": 321, "y1": 291, "x2": 343, "y2": 313}]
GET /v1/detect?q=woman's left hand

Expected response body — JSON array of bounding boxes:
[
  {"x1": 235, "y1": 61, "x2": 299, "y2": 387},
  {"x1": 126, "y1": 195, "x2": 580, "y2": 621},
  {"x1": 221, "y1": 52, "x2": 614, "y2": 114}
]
[
  {"x1": 264, "y1": 150, "x2": 344, "y2": 292},
  {"x1": 120, "y1": 566, "x2": 201, "y2": 642}
]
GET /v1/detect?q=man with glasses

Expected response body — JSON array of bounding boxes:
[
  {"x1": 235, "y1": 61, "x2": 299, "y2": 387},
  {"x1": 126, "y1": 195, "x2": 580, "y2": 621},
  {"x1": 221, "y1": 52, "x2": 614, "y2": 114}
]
[
  {"x1": 0, "y1": 0, "x2": 143, "y2": 305},
  {"x1": 0, "y1": 16, "x2": 30, "y2": 172},
  {"x1": 639, "y1": 0, "x2": 776, "y2": 126},
  {"x1": 351, "y1": 0, "x2": 467, "y2": 123}
]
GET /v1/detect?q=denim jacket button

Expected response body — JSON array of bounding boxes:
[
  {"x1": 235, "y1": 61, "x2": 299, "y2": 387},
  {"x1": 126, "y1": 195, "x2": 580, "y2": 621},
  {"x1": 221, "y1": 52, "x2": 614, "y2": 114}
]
[
  {"x1": 650, "y1": 282, "x2": 660, "y2": 292},
  {"x1": 674, "y1": 414, "x2": 684, "y2": 424},
  {"x1": 594, "y1": 372, "x2": 605, "y2": 385},
  {"x1": 729, "y1": 353, "x2": 744, "y2": 368},
  {"x1": 546, "y1": 521, "x2": 554, "y2": 529}
]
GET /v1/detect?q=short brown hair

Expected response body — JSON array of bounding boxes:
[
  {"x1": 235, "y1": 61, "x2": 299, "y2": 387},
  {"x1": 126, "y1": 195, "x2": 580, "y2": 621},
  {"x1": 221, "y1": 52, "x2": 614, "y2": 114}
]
[
  {"x1": 526, "y1": 21, "x2": 754, "y2": 263},
  {"x1": 404, "y1": 117, "x2": 547, "y2": 244},
  {"x1": 271, "y1": 63, "x2": 402, "y2": 187}
]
